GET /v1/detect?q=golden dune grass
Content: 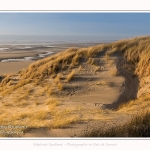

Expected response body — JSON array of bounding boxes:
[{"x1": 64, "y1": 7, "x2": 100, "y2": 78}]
[
  {"x1": 110, "y1": 36, "x2": 150, "y2": 77},
  {"x1": 0, "y1": 97, "x2": 107, "y2": 132},
  {"x1": 66, "y1": 69, "x2": 77, "y2": 82},
  {"x1": 0, "y1": 36, "x2": 150, "y2": 136},
  {"x1": 118, "y1": 94, "x2": 150, "y2": 113}
]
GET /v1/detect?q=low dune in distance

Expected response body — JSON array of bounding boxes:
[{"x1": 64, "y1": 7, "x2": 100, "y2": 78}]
[{"x1": 0, "y1": 36, "x2": 150, "y2": 137}]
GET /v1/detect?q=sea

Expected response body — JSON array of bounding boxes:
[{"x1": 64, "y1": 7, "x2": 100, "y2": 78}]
[{"x1": 0, "y1": 35, "x2": 117, "y2": 45}]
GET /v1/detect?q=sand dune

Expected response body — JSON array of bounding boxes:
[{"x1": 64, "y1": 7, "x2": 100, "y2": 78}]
[{"x1": 0, "y1": 36, "x2": 150, "y2": 137}]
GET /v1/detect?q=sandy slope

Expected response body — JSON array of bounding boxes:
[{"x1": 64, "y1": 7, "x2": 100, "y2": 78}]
[
  {"x1": 23, "y1": 53, "x2": 139, "y2": 137},
  {"x1": 103, "y1": 55, "x2": 139, "y2": 109}
]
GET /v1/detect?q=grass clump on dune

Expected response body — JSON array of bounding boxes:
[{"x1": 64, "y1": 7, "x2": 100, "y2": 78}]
[
  {"x1": 0, "y1": 75, "x2": 11, "y2": 87},
  {"x1": 51, "y1": 109, "x2": 81, "y2": 128},
  {"x1": 81, "y1": 110, "x2": 150, "y2": 137},
  {"x1": 111, "y1": 36, "x2": 150, "y2": 78},
  {"x1": 54, "y1": 73, "x2": 64, "y2": 91},
  {"x1": 45, "y1": 86, "x2": 55, "y2": 96},
  {"x1": 66, "y1": 69, "x2": 77, "y2": 82},
  {"x1": 71, "y1": 53, "x2": 83, "y2": 66}
]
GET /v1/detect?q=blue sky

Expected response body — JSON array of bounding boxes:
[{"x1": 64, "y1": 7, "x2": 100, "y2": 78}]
[{"x1": 0, "y1": 13, "x2": 150, "y2": 40}]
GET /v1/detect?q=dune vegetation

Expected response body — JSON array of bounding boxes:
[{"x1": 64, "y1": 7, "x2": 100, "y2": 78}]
[
  {"x1": 80, "y1": 110, "x2": 150, "y2": 137},
  {"x1": 0, "y1": 36, "x2": 150, "y2": 137}
]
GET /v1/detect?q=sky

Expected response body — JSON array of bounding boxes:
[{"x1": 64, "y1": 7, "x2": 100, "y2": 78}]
[{"x1": 0, "y1": 13, "x2": 150, "y2": 41}]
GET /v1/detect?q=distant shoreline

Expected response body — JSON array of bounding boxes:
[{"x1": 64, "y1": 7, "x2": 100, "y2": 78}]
[
  {"x1": 0, "y1": 42, "x2": 102, "y2": 61},
  {"x1": 0, "y1": 42, "x2": 101, "y2": 75}
]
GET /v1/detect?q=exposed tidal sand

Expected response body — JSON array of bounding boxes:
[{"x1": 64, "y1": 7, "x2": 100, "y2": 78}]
[
  {"x1": 0, "y1": 43, "x2": 99, "y2": 75},
  {"x1": 0, "y1": 47, "x2": 62, "y2": 75},
  {"x1": 0, "y1": 61, "x2": 33, "y2": 75}
]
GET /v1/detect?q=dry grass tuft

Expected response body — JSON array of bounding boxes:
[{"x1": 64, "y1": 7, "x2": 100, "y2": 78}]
[
  {"x1": 81, "y1": 110, "x2": 150, "y2": 137},
  {"x1": 51, "y1": 109, "x2": 80, "y2": 128},
  {"x1": 118, "y1": 94, "x2": 150, "y2": 112},
  {"x1": 57, "y1": 82, "x2": 64, "y2": 91},
  {"x1": 87, "y1": 57, "x2": 95, "y2": 65},
  {"x1": 54, "y1": 73, "x2": 64, "y2": 91},
  {"x1": 45, "y1": 86, "x2": 55, "y2": 96},
  {"x1": 0, "y1": 75, "x2": 11, "y2": 87},
  {"x1": 46, "y1": 98, "x2": 59, "y2": 108},
  {"x1": 71, "y1": 53, "x2": 82, "y2": 66},
  {"x1": 54, "y1": 73, "x2": 61, "y2": 84},
  {"x1": 78, "y1": 65, "x2": 83, "y2": 71},
  {"x1": 66, "y1": 69, "x2": 77, "y2": 82}
]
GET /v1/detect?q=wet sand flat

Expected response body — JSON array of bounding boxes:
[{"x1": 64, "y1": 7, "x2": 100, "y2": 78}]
[
  {"x1": 0, "y1": 45, "x2": 65, "y2": 75},
  {"x1": 0, "y1": 43, "x2": 99, "y2": 75},
  {"x1": 0, "y1": 61, "x2": 33, "y2": 75}
]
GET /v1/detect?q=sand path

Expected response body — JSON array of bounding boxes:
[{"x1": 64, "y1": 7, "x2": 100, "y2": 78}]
[
  {"x1": 103, "y1": 55, "x2": 139, "y2": 109},
  {"x1": 23, "y1": 53, "x2": 139, "y2": 137}
]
